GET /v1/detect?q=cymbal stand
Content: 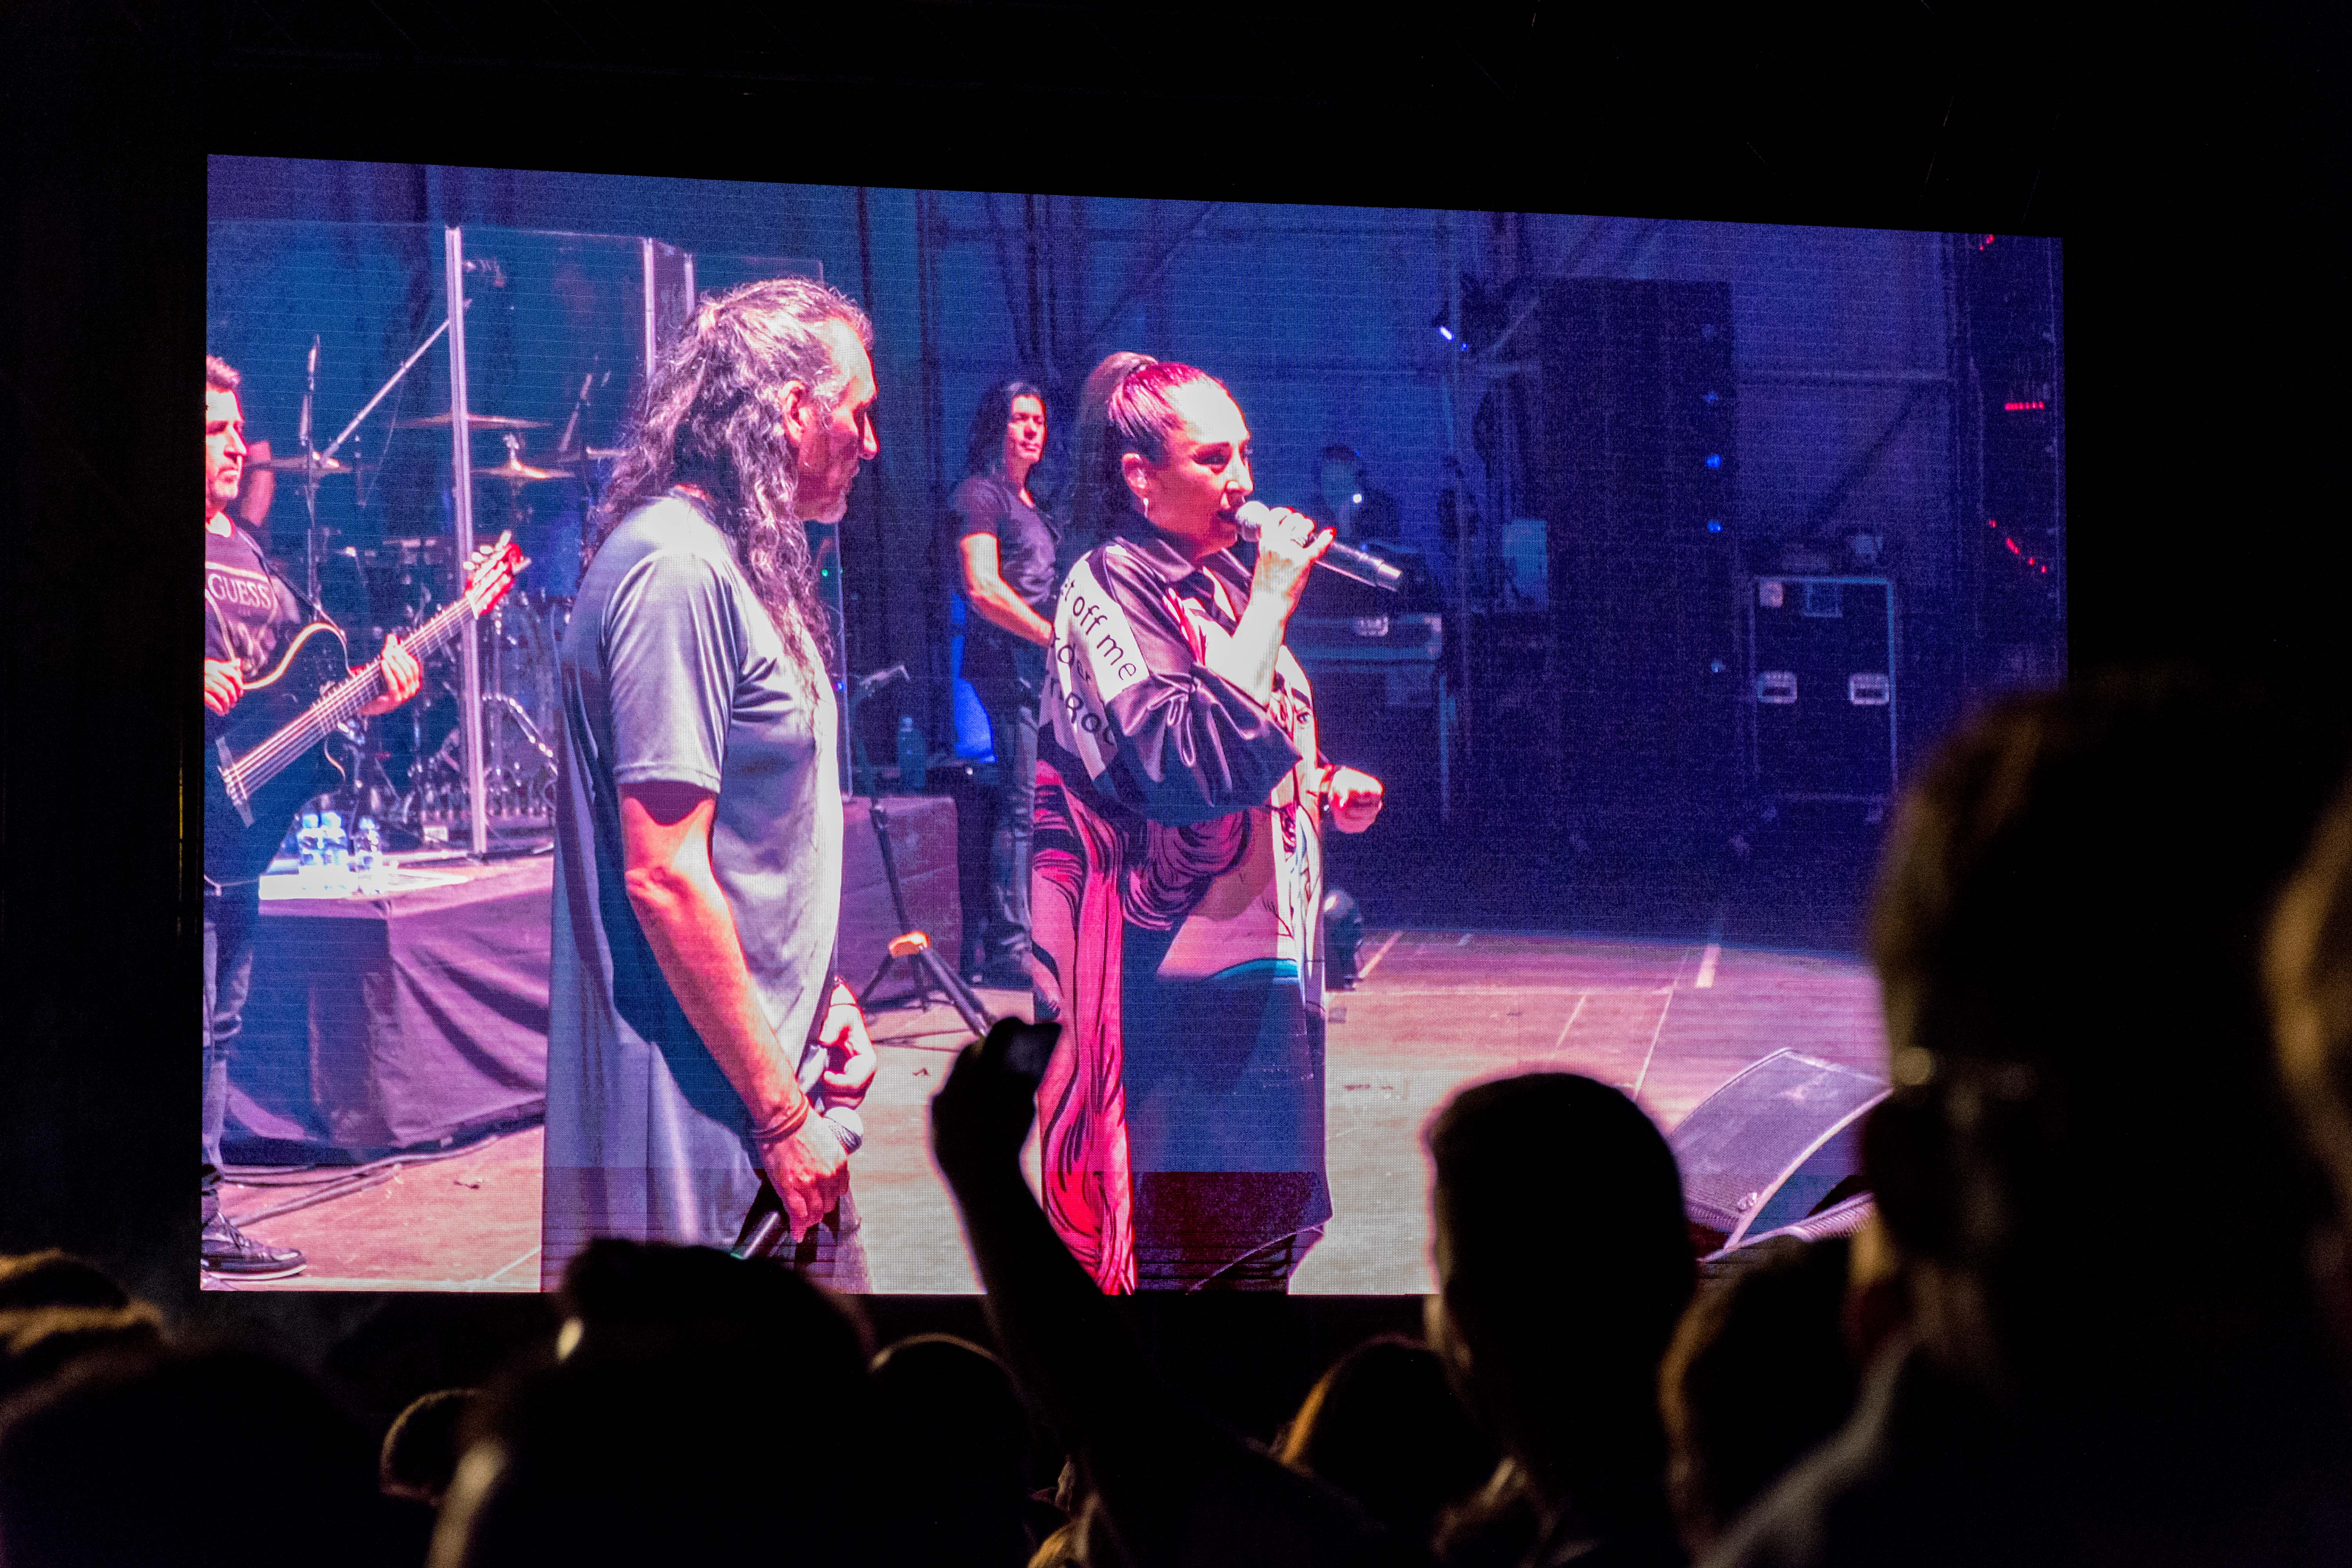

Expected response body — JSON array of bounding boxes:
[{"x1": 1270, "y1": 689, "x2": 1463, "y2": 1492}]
[
  {"x1": 286, "y1": 302, "x2": 474, "y2": 611},
  {"x1": 486, "y1": 599, "x2": 506, "y2": 814}
]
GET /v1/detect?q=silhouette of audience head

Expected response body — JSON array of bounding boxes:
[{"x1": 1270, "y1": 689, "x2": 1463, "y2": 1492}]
[
  {"x1": 1031, "y1": 1493, "x2": 1130, "y2": 1568},
  {"x1": 2269, "y1": 773, "x2": 2352, "y2": 1344},
  {"x1": 1659, "y1": 1236, "x2": 1859, "y2": 1555},
  {"x1": 1423, "y1": 1072, "x2": 1694, "y2": 1523},
  {"x1": 867, "y1": 1333, "x2": 1036, "y2": 1568},
  {"x1": 1430, "y1": 1459, "x2": 1543, "y2": 1568},
  {"x1": 432, "y1": 1240, "x2": 872, "y2": 1568},
  {"x1": 1865, "y1": 674, "x2": 2348, "y2": 1401},
  {"x1": 0, "y1": 1343, "x2": 390, "y2": 1568},
  {"x1": 552, "y1": 1234, "x2": 869, "y2": 1378},
  {"x1": 381, "y1": 1387, "x2": 479, "y2": 1506},
  {"x1": 0, "y1": 1250, "x2": 129, "y2": 1312},
  {"x1": 0, "y1": 1302, "x2": 166, "y2": 1406},
  {"x1": 1275, "y1": 1332, "x2": 1495, "y2": 1548}
]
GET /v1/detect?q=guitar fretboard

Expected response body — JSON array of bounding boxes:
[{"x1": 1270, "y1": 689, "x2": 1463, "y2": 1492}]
[{"x1": 222, "y1": 593, "x2": 480, "y2": 800}]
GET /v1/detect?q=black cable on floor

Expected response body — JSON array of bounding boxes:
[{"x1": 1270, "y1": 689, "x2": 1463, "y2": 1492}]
[{"x1": 222, "y1": 1123, "x2": 532, "y2": 1227}]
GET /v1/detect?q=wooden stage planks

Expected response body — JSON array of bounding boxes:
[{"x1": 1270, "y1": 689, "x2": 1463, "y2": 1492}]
[{"x1": 210, "y1": 932, "x2": 1885, "y2": 1295}]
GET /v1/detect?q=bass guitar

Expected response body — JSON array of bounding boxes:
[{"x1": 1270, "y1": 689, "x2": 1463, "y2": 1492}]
[{"x1": 203, "y1": 535, "x2": 527, "y2": 886}]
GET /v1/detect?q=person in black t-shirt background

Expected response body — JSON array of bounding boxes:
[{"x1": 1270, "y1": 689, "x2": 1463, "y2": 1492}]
[
  {"x1": 201, "y1": 356, "x2": 420, "y2": 1279},
  {"x1": 951, "y1": 379, "x2": 1062, "y2": 991}
]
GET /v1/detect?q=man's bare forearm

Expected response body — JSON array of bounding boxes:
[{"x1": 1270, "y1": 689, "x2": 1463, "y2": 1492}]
[
  {"x1": 625, "y1": 863, "x2": 804, "y2": 1123},
  {"x1": 948, "y1": 1163, "x2": 1209, "y2": 1561},
  {"x1": 947, "y1": 1160, "x2": 1413, "y2": 1568},
  {"x1": 971, "y1": 581, "x2": 1053, "y2": 646}
]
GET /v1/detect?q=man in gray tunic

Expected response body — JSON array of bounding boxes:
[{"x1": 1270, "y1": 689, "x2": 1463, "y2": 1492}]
[{"x1": 542, "y1": 277, "x2": 882, "y2": 1289}]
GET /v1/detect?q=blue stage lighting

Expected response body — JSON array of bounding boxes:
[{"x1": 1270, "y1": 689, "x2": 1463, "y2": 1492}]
[
  {"x1": 1706, "y1": 519, "x2": 1723, "y2": 533},
  {"x1": 1705, "y1": 454, "x2": 1722, "y2": 469}
]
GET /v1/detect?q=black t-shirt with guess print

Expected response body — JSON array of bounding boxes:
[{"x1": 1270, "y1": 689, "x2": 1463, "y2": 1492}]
[{"x1": 204, "y1": 522, "x2": 306, "y2": 681}]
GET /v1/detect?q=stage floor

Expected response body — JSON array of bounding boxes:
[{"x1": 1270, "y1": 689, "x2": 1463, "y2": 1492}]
[{"x1": 205, "y1": 929, "x2": 1886, "y2": 1294}]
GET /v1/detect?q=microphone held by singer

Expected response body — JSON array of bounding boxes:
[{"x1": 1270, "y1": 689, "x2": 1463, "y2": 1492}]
[{"x1": 1232, "y1": 501, "x2": 1404, "y2": 593}]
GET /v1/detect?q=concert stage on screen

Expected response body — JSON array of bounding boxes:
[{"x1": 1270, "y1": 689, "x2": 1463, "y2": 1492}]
[{"x1": 202, "y1": 155, "x2": 2060, "y2": 1294}]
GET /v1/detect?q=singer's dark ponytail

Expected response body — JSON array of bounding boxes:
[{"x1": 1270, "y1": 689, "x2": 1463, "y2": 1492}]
[{"x1": 1069, "y1": 351, "x2": 1156, "y2": 543}]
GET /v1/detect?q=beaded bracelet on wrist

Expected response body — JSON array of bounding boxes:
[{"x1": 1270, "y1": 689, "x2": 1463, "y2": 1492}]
[{"x1": 748, "y1": 1096, "x2": 811, "y2": 1146}]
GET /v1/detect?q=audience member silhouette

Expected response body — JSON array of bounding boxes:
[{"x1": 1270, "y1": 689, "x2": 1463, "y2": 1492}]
[
  {"x1": 1031, "y1": 1492, "x2": 1132, "y2": 1568},
  {"x1": 40, "y1": 691, "x2": 2352, "y2": 1568},
  {"x1": 551, "y1": 1233, "x2": 872, "y2": 1378},
  {"x1": 1276, "y1": 1333, "x2": 1497, "y2": 1550},
  {"x1": 1423, "y1": 1073, "x2": 1693, "y2": 1568},
  {"x1": 0, "y1": 1302, "x2": 166, "y2": 1406},
  {"x1": 933, "y1": 1017, "x2": 1425, "y2": 1568},
  {"x1": 868, "y1": 1332, "x2": 1040, "y2": 1568},
  {"x1": 1710, "y1": 674, "x2": 2352, "y2": 1567},
  {"x1": 0, "y1": 1249, "x2": 130, "y2": 1311},
  {"x1": 1431, "y1": 1459, "x2": 1543, "y2": 1568},
  {"x1": 430, "y1": 1239, "x2": 873, "y2": 1568},
  {"x1": 2268, "y1": 771, "x2": 2352, "y2": 1370},
  {"x1": 0, "y1": 1343, "x2": 399, "y2": 1568},
  {"x1": 380, "y1": 1387, "x2": 479, "y2": 1506},
  {"x1": 1835, "y1": 1216, "x2": 1909, "y2": 1374},
  {"x1": 1657, "y1": 1237, "x2": 1858, "y2": 1557}
]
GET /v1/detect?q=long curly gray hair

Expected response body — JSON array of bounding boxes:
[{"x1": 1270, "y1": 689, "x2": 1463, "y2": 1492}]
[{"x1": 589, "y1": 276, "x2": 873, "y2": 693}]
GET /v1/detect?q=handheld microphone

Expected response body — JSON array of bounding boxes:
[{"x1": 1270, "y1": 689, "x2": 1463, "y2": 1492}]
[
  {"x1": 1232, "y1": 501, "x2": 1404, "y2": 593},
  {"x1": 730, "y1": 1109, "x2": 864, "y2": 1260}
]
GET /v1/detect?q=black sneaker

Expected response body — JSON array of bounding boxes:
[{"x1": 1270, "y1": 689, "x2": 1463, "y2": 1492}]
[
  {"x1": 977, "y1": 961, "x2": 1033, "y2": 991},
  {"x1": 200, "y1": 1213, "x2": 306, "y2": 1281}
]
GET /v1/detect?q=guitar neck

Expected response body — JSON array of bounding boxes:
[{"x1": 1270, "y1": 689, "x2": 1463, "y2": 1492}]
[
  {"x1": 225, "y1": 595, "x2": 479, "y2": 798},
  {"x1": 317, "y1": 597, "x2": 475, "y2": 728}
]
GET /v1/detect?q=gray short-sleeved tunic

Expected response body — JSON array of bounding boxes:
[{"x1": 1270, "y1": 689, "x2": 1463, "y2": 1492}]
[{"x1": 540, "y1": 493, "x2": 855, "y2": 1287}]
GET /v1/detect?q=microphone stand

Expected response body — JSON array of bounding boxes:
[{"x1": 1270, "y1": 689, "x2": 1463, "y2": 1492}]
[
  {"x1": 847, "y1": 662, "x2": 909, "y2": 799},
  {"x1": 299, "y1": 336, "x2": 324, "y2": 606},
  {"x1": 317, "y1": 299, "x2": 474, "y2": 470},
  {"x1": 286, "y1": 304, "x2": 477, "y2": 610}
]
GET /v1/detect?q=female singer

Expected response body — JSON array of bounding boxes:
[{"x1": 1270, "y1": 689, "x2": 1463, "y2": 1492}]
[{"x1": 1030, "y1": 358, "x2": 1385, "y2": 1292}]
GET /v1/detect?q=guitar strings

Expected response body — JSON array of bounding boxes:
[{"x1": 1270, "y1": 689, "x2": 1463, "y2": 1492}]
[{"x1": 225, "y1": 563, "x2": 512, "y2": 795}]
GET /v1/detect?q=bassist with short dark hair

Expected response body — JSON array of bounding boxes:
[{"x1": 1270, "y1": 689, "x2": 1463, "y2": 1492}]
[{"x1": 200, "y1": 354, "x2": 422, "y2": 1280}]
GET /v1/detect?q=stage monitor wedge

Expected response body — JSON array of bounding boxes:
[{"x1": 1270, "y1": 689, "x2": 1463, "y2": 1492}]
[{"x1": 1672, "y1": 1048, "x2": 1888, "y2": 1256}]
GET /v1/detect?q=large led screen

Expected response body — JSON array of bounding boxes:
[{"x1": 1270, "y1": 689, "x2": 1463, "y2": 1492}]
[{"x1": 201, "y1": 158, "x2": 2063, "y2": 1292}]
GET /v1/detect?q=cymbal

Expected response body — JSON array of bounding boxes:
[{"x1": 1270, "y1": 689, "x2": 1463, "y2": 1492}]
[
  {"x1": 247, "y1": 452, "x2": 353, "y2": 475},
  {"x1": 477, "y1": 455, "x2": 571, "y2": 484},
  {"x1": 394, "y1": 412, "x2": 549, "y2": 430}
]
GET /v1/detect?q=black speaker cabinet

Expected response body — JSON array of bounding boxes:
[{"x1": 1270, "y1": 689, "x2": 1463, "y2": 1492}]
[
  {"x1": 1533, "y1": 279, "x2": 1742, "y2": 848},
  {"x1": 1748, "y1": 575, "x2": 1897, "y2": 806},
  {"x1": 1671, "y1": 1048, "x2": 1887, "y2": 1256}
]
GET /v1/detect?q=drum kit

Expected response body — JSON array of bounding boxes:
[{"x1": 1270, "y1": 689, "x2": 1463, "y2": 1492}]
[{"x1": 269, "y1": 394, "x2": 624, "y2": 850}]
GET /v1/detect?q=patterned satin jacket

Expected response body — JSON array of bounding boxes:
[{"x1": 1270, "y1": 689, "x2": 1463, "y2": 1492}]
[{"x1": 1030, "y1": 513, "x2": 1333, "y2": 1293}]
